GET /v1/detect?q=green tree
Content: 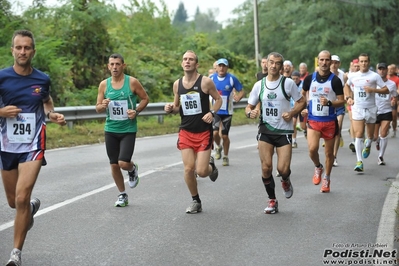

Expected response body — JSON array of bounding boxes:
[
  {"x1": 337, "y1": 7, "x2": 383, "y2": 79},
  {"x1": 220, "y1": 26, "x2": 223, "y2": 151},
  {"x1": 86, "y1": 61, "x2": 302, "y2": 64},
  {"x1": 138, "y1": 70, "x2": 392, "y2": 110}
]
[
  {"x1": 193, "y1": 7, "x2": 222, "y2": 34},
  {"x1": 217, "y1": 0, "x2": 399, "y2": 70},
  {"x1": 172, "y1": 2, "x2": 188, "y2": 26},
  {"x1": 53, "y1": 0, "x2": 114, "y2": 91}
]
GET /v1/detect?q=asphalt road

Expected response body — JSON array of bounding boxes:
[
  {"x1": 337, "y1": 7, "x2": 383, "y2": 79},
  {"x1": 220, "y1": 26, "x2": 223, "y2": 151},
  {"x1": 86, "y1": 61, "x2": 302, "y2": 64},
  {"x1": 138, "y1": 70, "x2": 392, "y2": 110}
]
[{"x1": 1, "y1": 118, "x2": 398, "y2": 266}]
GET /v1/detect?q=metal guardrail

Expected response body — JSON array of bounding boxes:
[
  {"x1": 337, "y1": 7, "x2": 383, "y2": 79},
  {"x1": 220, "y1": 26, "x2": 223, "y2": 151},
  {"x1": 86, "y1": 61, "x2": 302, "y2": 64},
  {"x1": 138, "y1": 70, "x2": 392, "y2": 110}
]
[{"x1": 53, "y1": 99, "x2": 249, "y2": 128}]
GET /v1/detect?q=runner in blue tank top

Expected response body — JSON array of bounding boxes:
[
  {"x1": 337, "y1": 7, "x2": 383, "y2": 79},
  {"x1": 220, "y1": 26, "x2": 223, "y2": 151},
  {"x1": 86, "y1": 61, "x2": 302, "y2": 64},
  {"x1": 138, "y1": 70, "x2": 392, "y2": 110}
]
[
  {"x1": 301, "y1": 50, "x2": 345, "y2": 193},
  {"x1": 1, "y1": 30, "x2": 67, "y2": 266},
  {"x1": 210, "y1": 58, "x2": 244, "y2": 166}
]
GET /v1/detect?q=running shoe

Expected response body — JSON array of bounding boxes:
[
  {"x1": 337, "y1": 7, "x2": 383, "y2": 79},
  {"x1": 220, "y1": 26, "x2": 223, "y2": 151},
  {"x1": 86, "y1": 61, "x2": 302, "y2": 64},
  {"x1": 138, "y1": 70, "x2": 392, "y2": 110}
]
[
  {"x1": 339, "y1": 137, "x2": 344, "y2": 147},
  {"x1": 128, "y1": 163, "x2": 139, "y2": 188},
  {"x1": 392, "y1": 130, "x2": 396, "y2": 138},
  {"x1": 296, "y1": 124, "x2": 303, "y2": 132},
  {"x1": 333, "y1": 158, "x2": 338, "y2": 167},
  {"x1": 376, "y1": 140, "x2": 380, "y2": 151},
  {"x1": 362, "y1": 140, "x2": 371, "y2": 158},
  {"x1": 209, "y1": 156, "x2": 219, "y2": 182},
  {"x1": 115, "y1": 193, "x2": 128, "y2": 207},
  {"x1": 281, "y1": 177, "x2": 293, "y2": 199},
  {"x1": 186, "y1": 200, "x2": 202, "y2": 213},
  {"x1": 6, "y1": 249, "x2": 21, "y2": 266},
  {"x1": 378, "y1": 157, "x2": 385, "y2": 166},
  {"x1": 222, "y1": 156, "x2": 229, "y2": 166},
  {"x1": 354, "y1": 161, "x2": 364, "y2": 172},
  {"x1": 28, "y1": 198, "x2": 41, "y2": 231},
  {"x1": 276, "y1": 171, "x2": 281, "y2": 177},
  {"x1": 320, "y1": 178, "x2": 330, "y2": 193},
  {"x1": 292, "y1": 142, "x2": 297, "y2": 148},
  {"x1": 214, "y1": 145, "x2": 222, "y2": 160},
  {"x1": 349, "y1": 142, "x2": 355, "y2": 153},
  {"x1": 313, "y1": 164, "x2": 323, "y2": 185},
  {"x1": 264, "y1": 199, "x2": 278, "y2": 214}
]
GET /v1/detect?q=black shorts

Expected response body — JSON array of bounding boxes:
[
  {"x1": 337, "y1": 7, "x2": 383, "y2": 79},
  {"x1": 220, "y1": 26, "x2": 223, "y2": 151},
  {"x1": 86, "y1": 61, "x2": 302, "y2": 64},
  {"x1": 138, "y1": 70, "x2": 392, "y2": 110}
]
[
  {"x1": 376, "y1": 112, "x2": 393, "y2": 124},
  {"x1": 212, "y1": 114, "x2": 232, "y2": 135},
  {"x1": 105, "y1": 132, "x2": 136, "y2": 164},
  {"x1": 256, "y1": 133, "x2": 292, "y2": 148}
]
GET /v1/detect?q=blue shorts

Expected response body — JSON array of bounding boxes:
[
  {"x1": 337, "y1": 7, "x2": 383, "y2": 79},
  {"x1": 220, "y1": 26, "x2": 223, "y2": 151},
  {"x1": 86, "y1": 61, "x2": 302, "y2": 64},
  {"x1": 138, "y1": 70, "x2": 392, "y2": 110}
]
[
  {"x1": 336, "y1": 106, "x2": 345, "y2": 116},
  {"x1": 0, "y1": 150, "x2": 46, "y2": 170}
]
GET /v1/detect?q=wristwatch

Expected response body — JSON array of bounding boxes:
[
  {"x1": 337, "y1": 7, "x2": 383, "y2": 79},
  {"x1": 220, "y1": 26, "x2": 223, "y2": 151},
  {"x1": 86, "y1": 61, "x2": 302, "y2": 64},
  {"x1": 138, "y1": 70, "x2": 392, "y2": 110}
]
[
  {"x1": 210, "y1": 110, "x2": 215, "y2": 117},
  {"x1": 246, "y1": 111, "x2": 251, "y2": 118},
  {"x1": 327, "y1": 100, "x2": 332, "y2": 106}
]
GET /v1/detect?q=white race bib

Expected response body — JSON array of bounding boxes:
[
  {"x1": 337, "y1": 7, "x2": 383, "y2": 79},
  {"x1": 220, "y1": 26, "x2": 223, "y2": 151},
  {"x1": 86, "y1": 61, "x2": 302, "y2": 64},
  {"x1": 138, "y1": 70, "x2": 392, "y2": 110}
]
[
  {"x1": 311, "y1": 98, "x2": 329, "y2": 116},
  {"x1": 262, "y1": 101, "x2": 281, "y2": 124},
  {"x1": 180, "y1": 93, "x2": 202, "y2": 116},
  {"x1": 7, "y1": 113, "x2": 36, "y2": 143},
  {"x1": 355, "y1": 86, "x2": 367, "y2": 102},
  {"x1": 220, "y1": 95, "x2": 228, "y2": 111},
  {"x1": 108, "y1": 100, "x2": 128, "y2": 120}
]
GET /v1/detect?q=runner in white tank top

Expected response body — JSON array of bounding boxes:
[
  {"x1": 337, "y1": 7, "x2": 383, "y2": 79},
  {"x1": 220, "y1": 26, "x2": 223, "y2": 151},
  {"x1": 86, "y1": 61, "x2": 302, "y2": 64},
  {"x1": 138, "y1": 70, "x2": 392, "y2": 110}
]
[{"x1": 344, "y1": 53, "x2": 389, "y2": 172}]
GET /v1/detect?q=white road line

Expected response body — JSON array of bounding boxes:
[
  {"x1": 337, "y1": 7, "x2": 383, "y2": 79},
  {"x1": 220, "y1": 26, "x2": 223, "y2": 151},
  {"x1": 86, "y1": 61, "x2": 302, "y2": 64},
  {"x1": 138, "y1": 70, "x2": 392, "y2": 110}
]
[
  {"x1": 0, "y1": 161, "x2": 183, "y2": 232},
  {"x1": 376, "y1": 177, "x2": 399, "y2": 249}
]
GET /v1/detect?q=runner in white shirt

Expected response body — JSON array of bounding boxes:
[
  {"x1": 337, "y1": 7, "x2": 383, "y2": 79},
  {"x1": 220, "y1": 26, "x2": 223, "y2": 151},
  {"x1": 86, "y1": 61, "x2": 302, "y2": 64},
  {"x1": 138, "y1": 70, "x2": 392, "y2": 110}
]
[
  {"x1": 373, "y1": 62, "x2": 398, "y2": 165},
  {"x1": 344, "y1": 53, "x2": 389, "y2": 172},
  {"x1": 245, "y1": 52, "x2": 306, "y2": 214}
]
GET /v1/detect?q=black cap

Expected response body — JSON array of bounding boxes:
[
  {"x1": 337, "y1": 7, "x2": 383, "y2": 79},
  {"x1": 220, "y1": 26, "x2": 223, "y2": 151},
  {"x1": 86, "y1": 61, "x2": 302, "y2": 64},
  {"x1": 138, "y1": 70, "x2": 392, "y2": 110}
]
[
  {"x1": 377, "y1": 63, "x2": 387, "y2": 69},
  {"x1": 291, "y1": 71, "x2": 300, "y2": 77}
]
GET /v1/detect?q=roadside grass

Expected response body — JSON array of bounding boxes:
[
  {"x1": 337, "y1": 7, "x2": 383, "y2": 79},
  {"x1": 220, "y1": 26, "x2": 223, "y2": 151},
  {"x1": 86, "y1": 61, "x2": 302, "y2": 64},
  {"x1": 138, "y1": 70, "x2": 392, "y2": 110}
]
[{"x1": 46, "y1": 108, "x2": 257, "y2": 149}]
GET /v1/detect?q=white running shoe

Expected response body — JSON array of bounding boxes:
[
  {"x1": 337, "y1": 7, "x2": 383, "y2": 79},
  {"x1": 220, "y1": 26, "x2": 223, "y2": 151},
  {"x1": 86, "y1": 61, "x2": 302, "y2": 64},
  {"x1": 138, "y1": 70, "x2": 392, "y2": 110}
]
[
  {"x1": 281, "y1": 177, "x2": 293, "y2": 199},
  {"x1": 214, "y1": 145, "x2": 222, "y2": 160},
  {"x1": 28, "y1": 198, "x2": 41, "y2": 231},
  {"x1": 186, "y1": 200, "x2": 202, "y2": 213},
  {"x1": 128, "y1": 164, "x2": 140, "y2": 188},
  {"x1": 115, "y1": 193, "x2": 128, "y2": 207},
  {"x1": 333, "y1": 158, "x2": 338, "y2": 167},
  {"x1": 6, "y1": 249, "x2": 21, "y2": 266}
]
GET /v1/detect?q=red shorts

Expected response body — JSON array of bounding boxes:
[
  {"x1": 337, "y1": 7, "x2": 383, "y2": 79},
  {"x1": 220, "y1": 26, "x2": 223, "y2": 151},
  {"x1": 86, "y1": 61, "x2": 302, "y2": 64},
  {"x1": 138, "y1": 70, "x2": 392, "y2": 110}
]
[
  {"x1": 307, "y1": 120, "x2": 338, "y2": 140},
  {"x1": 346, "y1": 104, "x2": 352, "y2": 112},
  {"x1": 177, "y1": 129, "x2": 212, "y2": 153}
]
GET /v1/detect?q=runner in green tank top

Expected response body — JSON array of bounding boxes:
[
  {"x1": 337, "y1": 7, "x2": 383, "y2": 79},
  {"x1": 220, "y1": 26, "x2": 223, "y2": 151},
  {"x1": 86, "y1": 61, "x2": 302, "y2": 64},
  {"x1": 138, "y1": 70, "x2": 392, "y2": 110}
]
[{"x1": 96, "y1": 53, "x2": 149, "y2": 207}]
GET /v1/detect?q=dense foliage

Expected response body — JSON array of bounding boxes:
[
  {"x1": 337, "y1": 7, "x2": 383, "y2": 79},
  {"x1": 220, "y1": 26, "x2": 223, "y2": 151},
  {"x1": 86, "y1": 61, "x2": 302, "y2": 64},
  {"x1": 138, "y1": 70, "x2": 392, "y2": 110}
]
[{"x1": 1, "y1": 0, "x2": 398, "y2": 107}]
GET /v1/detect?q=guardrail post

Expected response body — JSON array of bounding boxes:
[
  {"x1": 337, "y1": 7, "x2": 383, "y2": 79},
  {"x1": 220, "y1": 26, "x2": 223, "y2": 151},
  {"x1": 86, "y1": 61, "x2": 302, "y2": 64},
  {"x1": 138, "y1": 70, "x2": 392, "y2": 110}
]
[
  {"x1": 158, "y1": 115, "x2": 164, "y2": 124},
  {"x1": 67, "y1": 121, "x2": 74, "y2": 129}
]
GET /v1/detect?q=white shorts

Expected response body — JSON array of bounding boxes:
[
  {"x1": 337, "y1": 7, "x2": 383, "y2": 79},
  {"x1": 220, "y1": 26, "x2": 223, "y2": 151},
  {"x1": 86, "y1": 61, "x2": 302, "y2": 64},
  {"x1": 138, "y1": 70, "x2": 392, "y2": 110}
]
[{"x1": 352, "y1": 106, "x2": 377, "y2": 123}]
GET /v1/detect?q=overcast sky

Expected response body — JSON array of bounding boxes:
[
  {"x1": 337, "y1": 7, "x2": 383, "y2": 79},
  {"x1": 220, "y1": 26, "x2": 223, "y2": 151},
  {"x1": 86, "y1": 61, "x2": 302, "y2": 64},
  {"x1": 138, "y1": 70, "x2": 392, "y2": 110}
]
[{"x1": 11, "y1": 0, "x2": 246, "y2": 25}]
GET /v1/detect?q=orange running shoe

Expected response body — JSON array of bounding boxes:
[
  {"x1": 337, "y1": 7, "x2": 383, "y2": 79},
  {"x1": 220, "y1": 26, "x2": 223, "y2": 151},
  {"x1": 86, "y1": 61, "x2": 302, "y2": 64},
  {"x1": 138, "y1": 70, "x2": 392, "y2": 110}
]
[
  {"x1": 320, "y1": 178, "x2": 330, "y2": 193},
  {"x1": 313, "y1": 164, "x2": 323, "y2": 185}
]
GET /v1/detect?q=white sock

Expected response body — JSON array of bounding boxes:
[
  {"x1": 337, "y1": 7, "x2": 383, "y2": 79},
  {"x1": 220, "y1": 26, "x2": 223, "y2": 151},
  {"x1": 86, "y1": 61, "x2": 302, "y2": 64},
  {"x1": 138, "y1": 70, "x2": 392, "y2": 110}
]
[
  {"x1": 293, "y1": 138, "x2": 296, "y2": 143},
  {"x1": 379, "y1": 136, "x2": 388, "y2": 157},
  {"x1": 364, "y1": 138, "x2": 372, "y2": 147},
  {"x1": 355, "y1": 138, "x2": 363, "y2": 161}
]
